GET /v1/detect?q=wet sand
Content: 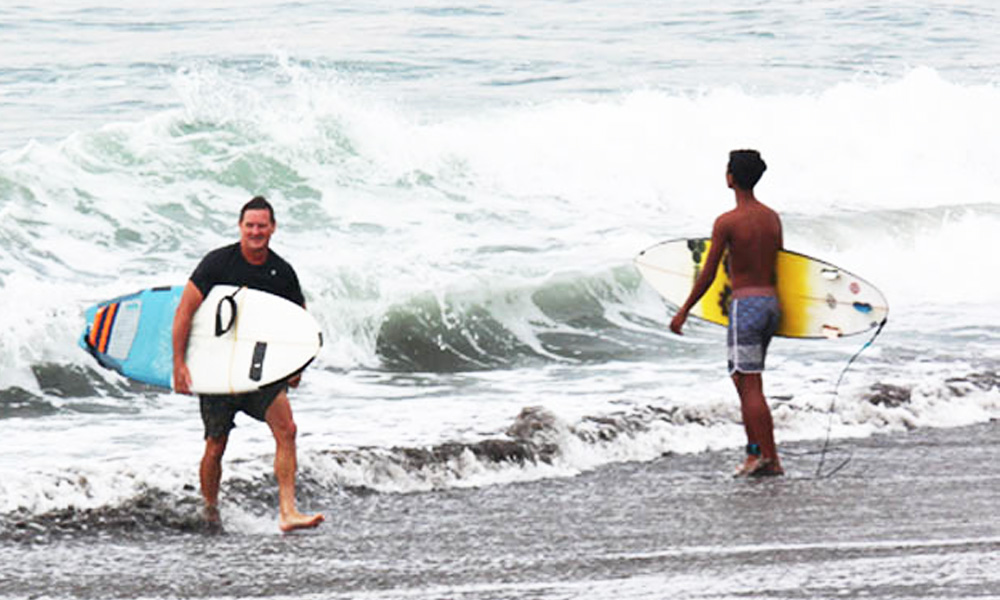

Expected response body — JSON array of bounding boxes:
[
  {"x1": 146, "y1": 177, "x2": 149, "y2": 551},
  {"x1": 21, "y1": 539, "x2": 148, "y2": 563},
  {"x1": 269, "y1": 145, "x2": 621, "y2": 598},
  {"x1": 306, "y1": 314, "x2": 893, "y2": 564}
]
[{"x1": 2, "y1": 421, "x2": 998, "y2": 599}]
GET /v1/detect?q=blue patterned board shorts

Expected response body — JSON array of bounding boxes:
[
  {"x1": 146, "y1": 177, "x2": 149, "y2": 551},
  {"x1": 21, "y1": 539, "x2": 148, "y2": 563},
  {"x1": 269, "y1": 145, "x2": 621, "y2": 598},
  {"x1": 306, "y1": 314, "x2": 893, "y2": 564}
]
[{"x1": 728, "y1": 296, "x2": 781, "y2": 374}]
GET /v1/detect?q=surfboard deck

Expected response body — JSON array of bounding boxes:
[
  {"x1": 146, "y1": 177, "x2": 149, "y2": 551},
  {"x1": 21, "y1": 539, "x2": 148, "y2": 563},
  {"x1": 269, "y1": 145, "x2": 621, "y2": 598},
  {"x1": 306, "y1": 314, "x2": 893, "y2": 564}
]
[
  {"x1": 80, "y1": 285, "x2": 322, "y2": 393},
  {"x1": 634, "y1": 238, "x2": 888, "y2": 339}
]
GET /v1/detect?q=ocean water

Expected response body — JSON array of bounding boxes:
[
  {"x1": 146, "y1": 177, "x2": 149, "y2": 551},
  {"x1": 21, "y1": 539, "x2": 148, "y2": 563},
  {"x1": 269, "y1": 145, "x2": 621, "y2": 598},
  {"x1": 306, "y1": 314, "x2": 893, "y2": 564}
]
[{"x1": 2, "y1": 2, "x2": 999, "y2": 598}]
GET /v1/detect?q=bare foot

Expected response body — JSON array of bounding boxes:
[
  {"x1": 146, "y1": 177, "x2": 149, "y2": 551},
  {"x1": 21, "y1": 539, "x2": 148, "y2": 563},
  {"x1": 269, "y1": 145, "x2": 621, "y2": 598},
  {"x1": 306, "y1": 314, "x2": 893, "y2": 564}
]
[
  {"x1": 279, "y1": 511, "x2": 325, "y2": 533},
  {"x1": 203, "y1": 504, "x2": 223, "y2": 533},
  {"x1": 749, "y1": 459, "x2": 784, "y2": 477},
  {"x1": 734, "y1": 457, "x2": 785, "y2": 478},
  {"x1": 733, "y1": 456, "x2": 760, "y2": 478}
]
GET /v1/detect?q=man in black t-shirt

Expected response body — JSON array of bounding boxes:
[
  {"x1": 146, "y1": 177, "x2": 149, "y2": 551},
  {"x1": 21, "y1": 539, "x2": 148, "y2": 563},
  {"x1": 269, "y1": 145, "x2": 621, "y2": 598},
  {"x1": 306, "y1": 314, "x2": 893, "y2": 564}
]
[
  {"x1": 189, "y1": 243, "x2": 304, "y2": 307},
  {"x1": 172, "y1": 196, "x2": 324, "y2": 532}
]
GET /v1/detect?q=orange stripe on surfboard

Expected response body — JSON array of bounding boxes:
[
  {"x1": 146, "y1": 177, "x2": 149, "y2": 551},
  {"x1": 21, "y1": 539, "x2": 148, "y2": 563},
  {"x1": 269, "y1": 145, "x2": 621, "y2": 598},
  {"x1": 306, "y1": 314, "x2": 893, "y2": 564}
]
[
  {"x1": 97, "y1": 303, "x2": 119, "y2": 353},
  {"x1": 88, "y1": 306, "x2": 108, "y2": 348}
]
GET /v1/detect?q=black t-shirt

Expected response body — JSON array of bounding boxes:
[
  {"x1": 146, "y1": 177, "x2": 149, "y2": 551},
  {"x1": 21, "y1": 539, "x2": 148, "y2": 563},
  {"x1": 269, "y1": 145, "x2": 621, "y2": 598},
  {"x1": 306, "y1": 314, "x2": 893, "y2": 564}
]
[{"x1": 190, "y1": 243, "x2": 305, "y2": 306}]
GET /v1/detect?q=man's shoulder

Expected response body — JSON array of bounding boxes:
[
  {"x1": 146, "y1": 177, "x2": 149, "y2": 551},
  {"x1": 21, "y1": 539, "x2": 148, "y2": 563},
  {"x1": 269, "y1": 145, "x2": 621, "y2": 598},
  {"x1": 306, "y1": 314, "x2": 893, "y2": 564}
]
[
  {"x1": 755, "y1": 200, "x2": 780, "y2": 218},
  {"x1": 202, "y1": 242, "x2": 241, "y2": 262},
  {"x1": 718, "y1": 201, "x2": 780, "y2": 223},
  {"x1": 193, "y1": 243, "x2": 240, "y2": 274},
  {"x1": 265, "y1": 248, "x2": 296, "y2": 271},
  {"x1": 713, "y1": 208, "x2": 741, "y2": 232},
  {"x1": 716, "y1": 208, "x2": 739, "y2": 222}
]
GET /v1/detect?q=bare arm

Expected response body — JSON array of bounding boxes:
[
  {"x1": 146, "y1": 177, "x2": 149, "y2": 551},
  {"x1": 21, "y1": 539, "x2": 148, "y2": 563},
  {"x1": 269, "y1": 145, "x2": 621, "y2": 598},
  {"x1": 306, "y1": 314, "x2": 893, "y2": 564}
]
[
  {"x1": 670, "y1": 217, "x2": 729, "y2": 335},
  {"x1": 172, "y1": 281, "x2": 205, "y2": 394}
]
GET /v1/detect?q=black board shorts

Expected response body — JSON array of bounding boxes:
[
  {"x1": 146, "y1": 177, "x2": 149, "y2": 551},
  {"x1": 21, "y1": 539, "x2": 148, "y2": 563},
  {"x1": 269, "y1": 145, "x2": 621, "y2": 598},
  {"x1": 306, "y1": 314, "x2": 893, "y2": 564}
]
[{"x1": 199, "y1": 380, "x2": 287, "y2": 440}]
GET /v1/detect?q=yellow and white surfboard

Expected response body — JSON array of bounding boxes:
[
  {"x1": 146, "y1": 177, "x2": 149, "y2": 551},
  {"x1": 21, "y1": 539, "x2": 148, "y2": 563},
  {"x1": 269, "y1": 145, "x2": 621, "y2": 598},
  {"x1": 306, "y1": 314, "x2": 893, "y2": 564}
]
[{"x1": 634, "y1": 238, "x2": 888, "y2": 339}]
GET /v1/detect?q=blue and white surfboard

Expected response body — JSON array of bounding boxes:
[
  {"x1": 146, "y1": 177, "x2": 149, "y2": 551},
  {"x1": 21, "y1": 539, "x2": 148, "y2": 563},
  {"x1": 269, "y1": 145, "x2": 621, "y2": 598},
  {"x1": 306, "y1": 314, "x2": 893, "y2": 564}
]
[{"x1": 81, "y1": 285, "x2": 322, "y2": 393}]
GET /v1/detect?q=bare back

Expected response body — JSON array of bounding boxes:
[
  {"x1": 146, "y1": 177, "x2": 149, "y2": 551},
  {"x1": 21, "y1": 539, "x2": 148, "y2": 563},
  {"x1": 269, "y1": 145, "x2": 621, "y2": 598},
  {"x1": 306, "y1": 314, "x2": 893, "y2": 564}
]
[{"x1": 713, "y1": 200, "x2": 782, "y2": 295}]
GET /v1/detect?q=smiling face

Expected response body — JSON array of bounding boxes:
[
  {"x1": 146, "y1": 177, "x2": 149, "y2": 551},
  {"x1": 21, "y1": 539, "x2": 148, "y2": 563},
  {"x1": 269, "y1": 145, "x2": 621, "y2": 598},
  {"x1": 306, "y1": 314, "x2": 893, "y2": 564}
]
[{"x1": 239, "y1": 208, "x2": 275, "y2": 262}]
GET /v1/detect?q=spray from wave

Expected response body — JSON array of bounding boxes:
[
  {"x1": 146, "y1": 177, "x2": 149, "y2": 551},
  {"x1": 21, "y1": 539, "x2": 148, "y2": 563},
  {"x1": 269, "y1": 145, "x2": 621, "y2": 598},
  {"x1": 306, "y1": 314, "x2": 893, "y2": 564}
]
[{"x1": 1, "y1": 65, "x2": 998, "y2": 397}]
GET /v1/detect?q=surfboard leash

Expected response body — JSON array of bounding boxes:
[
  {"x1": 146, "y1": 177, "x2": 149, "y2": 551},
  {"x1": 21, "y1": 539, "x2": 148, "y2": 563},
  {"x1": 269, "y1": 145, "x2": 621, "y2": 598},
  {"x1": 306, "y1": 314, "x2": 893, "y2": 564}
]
[{"x1": 814, "y1": 317, "x2": 888, "y2": 479}]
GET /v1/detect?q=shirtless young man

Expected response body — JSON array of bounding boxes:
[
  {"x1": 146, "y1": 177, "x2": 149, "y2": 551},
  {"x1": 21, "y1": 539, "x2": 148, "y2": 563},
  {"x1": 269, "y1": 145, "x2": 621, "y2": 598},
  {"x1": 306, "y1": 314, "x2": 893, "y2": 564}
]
[
  {"x1": 669, "y1": 150, "x2": 785, "y2": 477},
  {"x1": 172, "y1": 196, "x2": 326, "y2": 530}
]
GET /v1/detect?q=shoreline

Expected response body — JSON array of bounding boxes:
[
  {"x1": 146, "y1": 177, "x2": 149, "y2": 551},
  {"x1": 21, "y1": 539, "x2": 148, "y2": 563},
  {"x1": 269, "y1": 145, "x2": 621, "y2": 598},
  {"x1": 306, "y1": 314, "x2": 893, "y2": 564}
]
[{"x1": 2, "y1": 420, "x2": 997, "y2": 599}]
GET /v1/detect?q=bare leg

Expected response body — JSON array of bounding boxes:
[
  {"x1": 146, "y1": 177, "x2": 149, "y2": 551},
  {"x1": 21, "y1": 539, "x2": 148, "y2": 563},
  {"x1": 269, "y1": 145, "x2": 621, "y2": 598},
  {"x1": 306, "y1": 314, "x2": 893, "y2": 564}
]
[
  {"x1": 201, "y1": 435, "x2": 229, "y2": 522},
  {"x1": 732, "y1": 372, "x2": 783, "y2": 475},
  {"x1": 265, "y1": 390, "x2": 324, "y2": 532}
]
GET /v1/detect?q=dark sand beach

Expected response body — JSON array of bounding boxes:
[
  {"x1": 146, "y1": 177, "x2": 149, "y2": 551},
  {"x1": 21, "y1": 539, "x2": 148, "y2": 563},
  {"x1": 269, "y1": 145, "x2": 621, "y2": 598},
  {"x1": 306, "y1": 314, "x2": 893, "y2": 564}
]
[{"x1": 3, "y1": 420, "x2": 997, "y2": 599}]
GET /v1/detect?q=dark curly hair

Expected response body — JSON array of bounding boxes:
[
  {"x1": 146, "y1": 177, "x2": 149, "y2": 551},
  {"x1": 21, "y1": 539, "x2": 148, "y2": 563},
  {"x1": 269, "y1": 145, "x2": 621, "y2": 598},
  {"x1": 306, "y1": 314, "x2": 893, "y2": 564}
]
[{"x1": 727, "y1": 150, "x2": 767, "y2": 191}]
